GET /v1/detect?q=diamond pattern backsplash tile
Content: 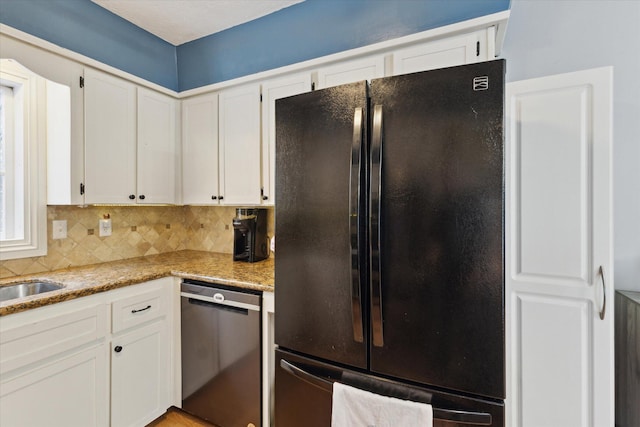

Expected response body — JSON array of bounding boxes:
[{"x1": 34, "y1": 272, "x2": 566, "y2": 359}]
[{"x1": 0, "y1": 205, "x2": 275, "y2": 278}]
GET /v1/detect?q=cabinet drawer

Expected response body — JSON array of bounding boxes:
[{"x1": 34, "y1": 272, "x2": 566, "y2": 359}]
[
  {"x1": 0, "y1": 305, "x2": 106, "y2": 374},
  {"x1": 112, "y1": 288, "x2": 166, "y2": 333}
]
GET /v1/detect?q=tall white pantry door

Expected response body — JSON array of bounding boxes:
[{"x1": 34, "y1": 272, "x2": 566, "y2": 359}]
[{"x1": 505, "y1": 67, "x2": 613, "y2": 427}]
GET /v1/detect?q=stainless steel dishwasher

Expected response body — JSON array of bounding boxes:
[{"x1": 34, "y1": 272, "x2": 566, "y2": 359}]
[{"x1": 180, "y1": 280, "x2": 262, "y2": 427}]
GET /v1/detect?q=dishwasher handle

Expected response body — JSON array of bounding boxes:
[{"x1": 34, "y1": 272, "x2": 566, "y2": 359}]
[
  {"x1": 186, "y1": 297, "x2": 250, "y2": 315},
  {"x1": 181, "y1": 291, "x2": 260, "y2": 312}
]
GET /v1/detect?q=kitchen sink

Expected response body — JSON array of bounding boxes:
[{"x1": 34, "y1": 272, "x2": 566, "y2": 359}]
[{"x1": 0, "y1": 282, "x2": 65, "y2": 303}]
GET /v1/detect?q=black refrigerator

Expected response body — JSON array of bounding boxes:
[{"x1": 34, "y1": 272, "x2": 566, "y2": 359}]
[{"x1": 274, "y1": 60, "x2": 505, "y2": 427}]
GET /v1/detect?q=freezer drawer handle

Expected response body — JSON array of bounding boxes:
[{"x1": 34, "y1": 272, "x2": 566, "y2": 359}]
[
  {"x1": 349, "y1": 107, "x2": 365, "y2": 343},
  {"x1": 280, "y1": 359, "x2": 493, "y2": 425}
]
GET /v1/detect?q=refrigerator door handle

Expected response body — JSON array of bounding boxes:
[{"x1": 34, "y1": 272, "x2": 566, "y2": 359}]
[
  {"x1": 350, "y1": 107, "x2": 365, "y2": 343},
  {"x1": 280, "y1": 359, "x2": 493, "y2": 425},
  {"x1": 370, "y1": 104, "x2": 384, "y2": 347}
]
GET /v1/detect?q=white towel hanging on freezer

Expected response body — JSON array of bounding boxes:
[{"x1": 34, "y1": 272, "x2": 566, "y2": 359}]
[{"x1": 331, "y1": 382, "x2": 434, "y2": 427}]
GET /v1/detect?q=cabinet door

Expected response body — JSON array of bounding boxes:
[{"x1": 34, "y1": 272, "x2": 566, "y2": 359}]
[
  {"x1": 219, "y1": 83, "x2": 262, "y2": 205},
  {"x1": 46, "y1": 73, "x2": 85, "y2": 205},
  {"x1": 316, "y1": 54, "x2": 385, "y2": 89},
  {"x1": 137, "y1": 88, "x2": 177, "y2": 204},
  {"x1": 0, "y1": 345, "x2": 108, "y2": 427},
  {"x1": 84, "y1": 68, "x2": 136, "y2": 204},
  {"x1": 506, "y1": 68, "x2": 613, "y2": 427},
  {"x1": 261, "y1": 73, "x2": 312, "y2": 205},
  {"x1": 182, "y1": 92, "x2": 220, "y2": 205},
  {"x1": 392, "y1": 29, "x2": 491, "y2": 76},
  {"x1": 111, "y1": 321, "x2": 170, "y2": 427}
]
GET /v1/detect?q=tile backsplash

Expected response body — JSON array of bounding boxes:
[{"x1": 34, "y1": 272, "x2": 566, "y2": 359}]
[{"x1": 0, "y1": 205, "x2": 274, "y2": 278}]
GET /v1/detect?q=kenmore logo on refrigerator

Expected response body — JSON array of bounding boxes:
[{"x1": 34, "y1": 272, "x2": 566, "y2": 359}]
[{"x1": 473, "y1": 76, "x2": 489, "y2": 91}]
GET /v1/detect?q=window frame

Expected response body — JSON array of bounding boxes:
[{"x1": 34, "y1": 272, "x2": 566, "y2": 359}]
[{"x1": 0, "y1": 59, "x2": 47, "y2": 260}]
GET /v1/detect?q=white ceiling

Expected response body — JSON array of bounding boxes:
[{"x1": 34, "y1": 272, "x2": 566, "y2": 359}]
[{"x1": 91, "y1": 0, "x2": 305, "y2": 46}]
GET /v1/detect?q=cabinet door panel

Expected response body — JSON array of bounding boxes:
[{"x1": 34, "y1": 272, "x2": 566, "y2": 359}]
[
  {"x1": 261, "y1": 73, "x2": 312, "y2": 205},
  {"x1": 219, "y1": 83, "x2": 261, "y2": 205},
  {"x1": 316, "y1": 55, "x2": 385, "y2": 89},
  {"x1": 0, "y1": 345, "x2": 108, "y2": 427},
  {"x1": 0, "y1": 304, "x2": 106, "y2": 374},
  {"x1": 137, "y1": 88, "x2": 177, "y2": 204},
  {"x1": 392, "y1": 31, "x2": 487, "y2": 76},
  {"x1": 506, "y1": 68, "x2": 613, "y2": 427},
  {"x1": 182, "y1": 93, "x2": 220, "y2": 205},
  {"x1": 84, "y1": 68, "x2": 136, "y2": 204},
  {"x1": 111, "y1": 321, "x2": 169, "y2": 427}
]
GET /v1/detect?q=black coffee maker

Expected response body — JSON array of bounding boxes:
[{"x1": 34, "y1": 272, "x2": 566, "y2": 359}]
[{"x1": 233, "y1": 208, "x2": 269, "y2": 262}]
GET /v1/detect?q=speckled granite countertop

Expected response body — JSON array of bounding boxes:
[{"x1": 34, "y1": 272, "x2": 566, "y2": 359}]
[{"x1": 0, "y1": 250, "x2": 274, "y2": 316}]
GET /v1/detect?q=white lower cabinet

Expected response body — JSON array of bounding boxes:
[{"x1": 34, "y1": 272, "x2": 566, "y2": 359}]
[
  {"x1": 0, "y1": 341, "x2": 108, "y2": 427},
  {"x1": 0, "y1": 277, "x2": 177, "y2": 427},
  {"x1": 111, "y1": 321, "x2": 169, "y2": 427},
  {"x1": 109, "y1": 279, "x2": 173, "y2": 427}
]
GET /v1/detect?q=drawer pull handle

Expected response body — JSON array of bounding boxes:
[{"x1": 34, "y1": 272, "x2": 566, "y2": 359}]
[{"x1": 131, "y1": 305, "x2": 151, "y2": 314}]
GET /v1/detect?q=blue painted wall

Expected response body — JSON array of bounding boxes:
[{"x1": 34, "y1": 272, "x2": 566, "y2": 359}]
[
  {"x1": 0, "y1": 0, "x2": 178, "y2": 90},
  {"x1": 177, "y1": 0, "x2": 510, "y2": 91},
  {"x1": 0, "y1": 0, "x2": 509, "y2": 92}
]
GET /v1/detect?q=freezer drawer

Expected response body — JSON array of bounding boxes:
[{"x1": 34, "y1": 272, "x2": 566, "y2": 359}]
[{"x1": 275, "y1": 349, "x2": 504, "y2": 427}]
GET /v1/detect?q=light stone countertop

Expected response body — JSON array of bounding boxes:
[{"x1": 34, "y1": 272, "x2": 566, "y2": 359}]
[{"x1": 0, "y1": 250, "x2": 274, "y2": 316}]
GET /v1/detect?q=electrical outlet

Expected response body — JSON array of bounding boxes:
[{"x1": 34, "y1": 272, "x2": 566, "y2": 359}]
[
  {"x1": 99, "y1": 218, "x2": 112, "y2": 237},
  {"x1": 52, "y1": 220, "x2": 67, "y2": 239}
]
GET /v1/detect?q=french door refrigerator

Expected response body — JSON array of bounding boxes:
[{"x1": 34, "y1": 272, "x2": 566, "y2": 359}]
[{"x1": 274, "y1": 60, "x2": 505, "y2": 427}]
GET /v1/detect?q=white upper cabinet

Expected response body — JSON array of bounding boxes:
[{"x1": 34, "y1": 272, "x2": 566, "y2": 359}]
[
  {"x1": 505, "y1": 67, "x2": 613, "y2": 427},
  {"x1": 46, "y1": 70, "x2": 85, "y2": 206},
  {"x1": 261, "y1": 72, "x2": 312, "y2": 205},
  {"x1": 218, "y1": 82, "x2": 262, "y2": 205},
  {"x1": 84, "y1": 68, "x2": 137, "y2": 204},
  {"x1": 315, "y1": 54, "x2": 386, "y2": 89},
  {"x1": 181, "y1": 92, "x2": 220, "y2": 205},
  {"x1": 137, "y1": 87, "x2": 177, "y2": 204},
  {"x1": 392, "y1": 29, "x2": 493, "y2": 76},
  {"x1": 85, "y1": 68, "x2": 177, "y2": 204}
]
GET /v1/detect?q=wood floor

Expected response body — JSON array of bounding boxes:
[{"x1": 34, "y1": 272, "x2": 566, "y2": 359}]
[{"x1": 147, "y1": 406, "x2": 218, "y2": 427}]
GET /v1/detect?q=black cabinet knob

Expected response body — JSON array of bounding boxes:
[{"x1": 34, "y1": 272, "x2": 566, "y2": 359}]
[
  {"x1": 262, "y1": 195, "x2": 268, "y2": 201},
  {"x1": 139, "y1": 195, "x2": 146, "y2": 200},
  {"x1": 114, "y1": 345, "x2": 123, "y2": 353},
  {"x1": 219, "y1": 196, "x2": 224, "y2": 200},
  {"x1": 129, "y1": 194, "x2": 135, "y2": 200},
  {"x1": 211, "y1": 196, "x2": 217, "y2": 200}
]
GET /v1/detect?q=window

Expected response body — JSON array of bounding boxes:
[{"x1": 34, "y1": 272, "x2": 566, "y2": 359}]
[
  {"x1": 0, "y1": 59, "x2": 46, "y2": 260},
  {"x1": 1, "y1": 83, "x2": 22, "y2": 241}
]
